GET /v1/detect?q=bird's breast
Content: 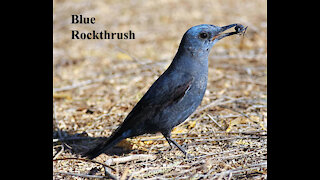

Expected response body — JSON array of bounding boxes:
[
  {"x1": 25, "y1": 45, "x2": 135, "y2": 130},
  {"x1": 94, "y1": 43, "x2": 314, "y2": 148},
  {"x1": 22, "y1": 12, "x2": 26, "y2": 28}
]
[{"x1": 190, "y1": 72, "x2": 208, "y2": 96}]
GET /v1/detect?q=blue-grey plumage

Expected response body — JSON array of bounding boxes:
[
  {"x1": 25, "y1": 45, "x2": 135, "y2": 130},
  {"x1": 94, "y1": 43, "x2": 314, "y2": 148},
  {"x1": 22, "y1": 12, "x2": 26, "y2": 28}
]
[{"x1": 84, "y1": 24, "x2": 246, "y2": 159}]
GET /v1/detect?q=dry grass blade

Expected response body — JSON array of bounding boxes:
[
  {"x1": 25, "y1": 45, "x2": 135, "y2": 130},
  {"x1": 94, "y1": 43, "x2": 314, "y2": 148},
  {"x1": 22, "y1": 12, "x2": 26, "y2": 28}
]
[
  {"x1": 53, "y1": 171, "x2": 109, "y2": 179},
  {"x1": 105, "y1": 154, "x2": 157, "y2": 166}
]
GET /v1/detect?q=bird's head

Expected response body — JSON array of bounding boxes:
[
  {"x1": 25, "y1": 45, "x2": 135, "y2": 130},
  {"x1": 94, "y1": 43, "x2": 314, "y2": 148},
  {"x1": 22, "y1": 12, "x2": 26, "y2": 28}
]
[{"x1": 179, "y1": 24, "x2": 246, "y2": 57}]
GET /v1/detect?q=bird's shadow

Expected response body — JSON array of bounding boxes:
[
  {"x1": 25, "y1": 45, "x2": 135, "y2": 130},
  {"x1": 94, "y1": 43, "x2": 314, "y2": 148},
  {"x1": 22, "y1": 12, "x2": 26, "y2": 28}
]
[{"x1": 53, "y1": 130, "x2": 133, "y2": 157}]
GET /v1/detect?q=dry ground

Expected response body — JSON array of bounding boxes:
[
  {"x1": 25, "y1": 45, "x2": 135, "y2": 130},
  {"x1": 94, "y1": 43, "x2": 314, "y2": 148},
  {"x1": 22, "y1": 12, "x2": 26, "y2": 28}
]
[{"x1": 53, "y1": 0, "x2": 267, "y2": 179}]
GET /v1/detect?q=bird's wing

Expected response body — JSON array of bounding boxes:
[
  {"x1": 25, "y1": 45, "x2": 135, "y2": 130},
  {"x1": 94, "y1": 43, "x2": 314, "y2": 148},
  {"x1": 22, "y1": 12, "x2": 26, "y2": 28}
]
[
  {"x1": 119, "y1": 71, "x2": 194, "y2": 133},
  {"x1": 143, "y1": 71, "x2": 194, "y2": 106},
  {"x1": 134, "y1": 71, "x2": 193, "y2": 109}
]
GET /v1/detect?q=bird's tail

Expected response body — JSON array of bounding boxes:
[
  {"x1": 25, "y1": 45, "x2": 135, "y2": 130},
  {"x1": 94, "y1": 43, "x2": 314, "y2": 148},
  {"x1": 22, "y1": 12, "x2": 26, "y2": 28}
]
[{"x1": 84, "y1": 130, "x2": 127, "y2": 159}]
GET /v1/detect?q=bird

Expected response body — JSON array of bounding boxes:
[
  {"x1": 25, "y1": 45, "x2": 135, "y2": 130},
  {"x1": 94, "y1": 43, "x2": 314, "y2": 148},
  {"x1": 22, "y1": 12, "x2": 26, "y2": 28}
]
[{"x1": 84, "y1": 23, "x2": 246, "y2": 159}]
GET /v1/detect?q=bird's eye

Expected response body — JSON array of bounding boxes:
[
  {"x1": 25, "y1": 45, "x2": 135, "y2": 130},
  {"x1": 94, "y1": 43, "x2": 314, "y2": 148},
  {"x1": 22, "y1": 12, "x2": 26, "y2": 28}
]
[{"x1": 199, "y1": 32, "x2": 208, "y2": 39}]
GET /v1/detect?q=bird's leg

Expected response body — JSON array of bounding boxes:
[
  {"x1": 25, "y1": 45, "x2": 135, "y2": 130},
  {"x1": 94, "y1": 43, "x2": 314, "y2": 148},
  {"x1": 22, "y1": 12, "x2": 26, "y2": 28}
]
[
  {"x1": 169, "y1": 138, "x2": 187, "y2": 156},
  {"x1": 164, "y1": 136, "x2": 174, "y2": 150},
  {"x1": 162, "y1": 132, "x2": 187, "y2": 157}
]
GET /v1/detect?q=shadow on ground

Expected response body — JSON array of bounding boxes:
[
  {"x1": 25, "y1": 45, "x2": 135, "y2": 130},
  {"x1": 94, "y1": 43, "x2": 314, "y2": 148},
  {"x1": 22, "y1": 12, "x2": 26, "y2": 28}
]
[{"x1": 53, "y1": 130, "x2": 133, "y2": 157}]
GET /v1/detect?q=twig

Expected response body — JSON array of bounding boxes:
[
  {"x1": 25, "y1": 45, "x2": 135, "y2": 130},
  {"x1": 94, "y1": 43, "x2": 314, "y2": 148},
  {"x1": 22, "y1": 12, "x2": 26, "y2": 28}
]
[
  {"x1": 218, "y1": 104, "x2": 254, "y2": 122},
  {"x1": 53, "y1": 144, "x2": 64, "y2": 159},
  {"x1": 194, "y1": 97, "x2": 246, "y2": 115},
  {"x1": 218, "y1": 151, "x2": 258, "y2": 161},
  {"x1": 210, "y1": 164, "x2": 267, "y2": 178},
  {"x1": 247, "y1": 161, "x2": 267, "y2": 168},
  {"x1": 53, "y1": 171, "x2": 108, "y2": 179},
  {"x1": 105, "y1": 154, "x2": 157, "y2": 166},
  {"x1": 207, "y1": 113, "x2": 223, "y2": 130},
  {"x1": 53, "y1": 136, "x2": 99, "y2": 142},
  {"x1": 228, "y1": 172, "x2": 233, "y2": 180},
  {"x1": 95, "y1": 113, "x2": 111, "y2": 121}
]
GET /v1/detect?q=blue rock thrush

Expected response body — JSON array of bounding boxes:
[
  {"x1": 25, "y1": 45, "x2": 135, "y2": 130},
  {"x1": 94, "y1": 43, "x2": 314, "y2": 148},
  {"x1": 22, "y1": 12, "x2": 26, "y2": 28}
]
[{"x1": 84, "y1": 24, "x2": 247, "y2": 159}]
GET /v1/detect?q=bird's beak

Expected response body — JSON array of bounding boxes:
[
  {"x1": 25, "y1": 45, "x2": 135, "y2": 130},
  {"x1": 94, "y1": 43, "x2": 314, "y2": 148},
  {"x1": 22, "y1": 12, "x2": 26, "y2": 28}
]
[{"x1": 211, "y1": 24, "x2": 247, "y2": 41}]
